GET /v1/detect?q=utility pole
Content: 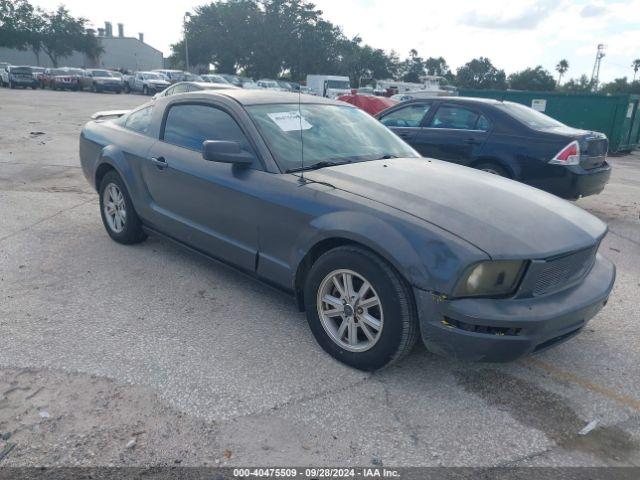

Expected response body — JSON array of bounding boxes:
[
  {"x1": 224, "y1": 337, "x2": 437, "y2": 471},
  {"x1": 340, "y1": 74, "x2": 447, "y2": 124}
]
[
  {"x1": 184, "y1": 12, "x2": 191, "y2": 72},
  {"x1": 590, "y1": 44, "x2": 605, "y2": 91}
]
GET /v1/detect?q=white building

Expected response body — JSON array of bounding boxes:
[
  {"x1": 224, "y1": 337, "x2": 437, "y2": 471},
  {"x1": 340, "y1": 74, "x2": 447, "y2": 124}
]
[{"x1": 0, "y1": 22, "x2": 163, "y2": 71}]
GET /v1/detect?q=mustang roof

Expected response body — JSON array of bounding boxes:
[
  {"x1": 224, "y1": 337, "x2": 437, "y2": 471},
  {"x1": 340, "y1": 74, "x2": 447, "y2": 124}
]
[{"x1": 201, "y1": 89, "x2": 346, "y2": 106}]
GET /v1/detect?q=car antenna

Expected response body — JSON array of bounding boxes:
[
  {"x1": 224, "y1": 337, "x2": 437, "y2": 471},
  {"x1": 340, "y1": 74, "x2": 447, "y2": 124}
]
[{"x1": 298, "y1": 86, "x2": 306, "y2": 184}]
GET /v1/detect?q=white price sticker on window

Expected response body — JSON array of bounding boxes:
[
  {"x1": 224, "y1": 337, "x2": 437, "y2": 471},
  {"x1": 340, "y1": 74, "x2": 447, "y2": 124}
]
[{"x1": 267, "y1": 111, "x2": 312, "y2": 132}]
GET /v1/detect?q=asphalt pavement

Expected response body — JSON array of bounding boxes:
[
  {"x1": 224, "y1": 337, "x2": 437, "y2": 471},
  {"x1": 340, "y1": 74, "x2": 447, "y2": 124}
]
[{"x1": 0, "y1": 88, "x2": 639, "y2": 467}]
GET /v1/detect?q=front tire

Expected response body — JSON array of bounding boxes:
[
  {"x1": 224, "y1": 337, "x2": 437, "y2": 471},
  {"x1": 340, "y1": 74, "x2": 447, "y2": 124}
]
[
  {"x1": 142, "y1": 85, "x2": 148, "y2": 95},
  {"x1": 475, "y1": 162, "x2": 510, "y2": 178},
  {"x1": 98, "y1": 171, "x2": 147, "y2": 245},
  {"x1": 304, "y1": 246, "x2": 418, "y2": 371}
]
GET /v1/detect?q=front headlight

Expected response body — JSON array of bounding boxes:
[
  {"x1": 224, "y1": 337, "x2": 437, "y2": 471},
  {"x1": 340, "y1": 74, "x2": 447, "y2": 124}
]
[{"x1": 454, "y1": 260, "x2": 527, "y2": 298}]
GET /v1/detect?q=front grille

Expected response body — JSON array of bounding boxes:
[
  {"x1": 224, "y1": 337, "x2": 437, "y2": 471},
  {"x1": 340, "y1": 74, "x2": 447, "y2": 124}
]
[{"x1": 533, "y1": 246, "x2": 598, "y2": 296}]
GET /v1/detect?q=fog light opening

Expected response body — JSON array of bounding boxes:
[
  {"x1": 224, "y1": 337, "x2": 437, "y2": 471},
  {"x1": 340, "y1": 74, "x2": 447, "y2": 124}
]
[{"x1": 441, "y1": 318, "x2": 522, "y2": 336}]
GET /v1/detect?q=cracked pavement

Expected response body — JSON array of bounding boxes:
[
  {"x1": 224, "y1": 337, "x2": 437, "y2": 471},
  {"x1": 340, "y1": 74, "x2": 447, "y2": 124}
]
[{"x1": 0, "y1": 88, "x2": 639, "y2": 467}]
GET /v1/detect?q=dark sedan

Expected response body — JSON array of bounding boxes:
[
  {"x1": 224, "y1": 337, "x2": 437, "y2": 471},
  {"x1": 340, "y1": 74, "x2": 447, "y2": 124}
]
[
  {"x1": 80, "y1": 91, "x2": 615, "y2": 370},
  {"x1": 376, "y1": 97, "x2": 611, "y2": 199}
]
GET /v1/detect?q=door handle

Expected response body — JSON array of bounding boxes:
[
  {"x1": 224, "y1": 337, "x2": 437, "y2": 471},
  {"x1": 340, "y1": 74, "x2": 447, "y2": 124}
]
[
  {"x1": 397, "y1": 132, "x2": 411, "y2": 138},
  {"x1": 465, "y1": 138, "x2": 481, "y2": 145},
  {"x1": 150, "y1": 156, "x2": 167, "y2": 169}
]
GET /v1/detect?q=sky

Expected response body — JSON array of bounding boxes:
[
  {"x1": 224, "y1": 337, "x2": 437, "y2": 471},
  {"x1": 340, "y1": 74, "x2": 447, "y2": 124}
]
[{"x1": 31, "y1": 0, "x2": 640, "y2": 82}]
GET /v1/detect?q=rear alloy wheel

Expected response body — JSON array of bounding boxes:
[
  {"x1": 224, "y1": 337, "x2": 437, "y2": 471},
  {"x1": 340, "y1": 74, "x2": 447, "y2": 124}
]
[
  {"x1": 475, "y1": 162, "x2": 509, "y2": 178},
  {"x1": 99, "y1": 171, "x2": 147, "y2": 244},
  {"x1": 304, "y1": 246, "x2": 418, "y2": 371}
]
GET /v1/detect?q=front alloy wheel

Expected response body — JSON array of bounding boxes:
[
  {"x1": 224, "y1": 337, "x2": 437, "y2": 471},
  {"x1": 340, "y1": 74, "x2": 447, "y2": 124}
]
[
  {"x1": 304, "y1": 246, "x2": 418, "y2": 371},
  {"x1": 317, "y1": 269, "x2": 383, "y2": 352}
]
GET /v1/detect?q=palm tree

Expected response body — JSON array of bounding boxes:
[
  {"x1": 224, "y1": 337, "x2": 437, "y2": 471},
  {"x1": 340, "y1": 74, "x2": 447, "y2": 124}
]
[
  {"x1": 556, "y1": 59, "x2": 569, "y2": 86},
  {"x1": 632, "y1": 59, "x2": 640, "y2": 81}
]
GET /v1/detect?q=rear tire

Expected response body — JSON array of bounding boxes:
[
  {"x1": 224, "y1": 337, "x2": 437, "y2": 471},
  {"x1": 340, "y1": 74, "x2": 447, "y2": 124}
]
[
  {"x1": 98, "y1": 171, "x2": 147, "y2": 245},
  {"x1": 304, "y1": 246, "x2": 418, "y2": 371},
  {"x1": 475, "y1": 162, "x2": 510, "y2": 178}
]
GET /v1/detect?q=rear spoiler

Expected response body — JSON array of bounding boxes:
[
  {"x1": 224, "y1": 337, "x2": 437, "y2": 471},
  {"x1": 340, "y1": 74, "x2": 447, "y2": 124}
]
[{"x1": 90, "y1": 110, "x2": 130, "y2": 120}]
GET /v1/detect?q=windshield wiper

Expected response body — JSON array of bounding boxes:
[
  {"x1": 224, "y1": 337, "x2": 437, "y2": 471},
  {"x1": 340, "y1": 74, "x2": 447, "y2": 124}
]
[
  {"x1": 286, "y1": 160, "x2": 351, "y2": 173},
  {"x1": 372, "y1": 154, "x2": 400, "y2": 160}
]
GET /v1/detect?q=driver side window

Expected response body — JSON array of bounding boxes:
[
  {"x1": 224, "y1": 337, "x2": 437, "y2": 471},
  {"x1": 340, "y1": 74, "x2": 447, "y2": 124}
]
[
  {"x1": 162, "y1": 104, "x2": 259, "y2": 168},
  {"x1": 380, "y1": 103, "x2": 432, "y2": 128}
]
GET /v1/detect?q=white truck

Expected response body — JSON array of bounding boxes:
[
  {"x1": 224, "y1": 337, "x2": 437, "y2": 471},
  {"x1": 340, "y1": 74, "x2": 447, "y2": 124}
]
[{"x1": 306, "y1": 75, "x2": 351, "y2": 98}]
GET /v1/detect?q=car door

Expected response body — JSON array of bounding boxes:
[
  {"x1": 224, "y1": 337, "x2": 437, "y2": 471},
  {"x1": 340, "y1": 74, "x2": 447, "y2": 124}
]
[
  {"x1": 414, "y1": 103, "x2": 491, "y2": 165},
  {"x1": 378, "y1": 102, "x2": 433, "y2": 144},
  {"x1": 134, "y1": 73, "x2": 143, "y2": 92},
  {"x1": 141, "y1": 101, "x2": 266, "y2": 271},
  {"x1": 79, "y1": 71, "x2": 87, "y2": 90}
]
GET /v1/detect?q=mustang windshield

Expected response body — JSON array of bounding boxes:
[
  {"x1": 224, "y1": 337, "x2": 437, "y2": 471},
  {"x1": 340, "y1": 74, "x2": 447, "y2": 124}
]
[{"x1": 247, "y1": 104, "x2": 419, "y2": 172}]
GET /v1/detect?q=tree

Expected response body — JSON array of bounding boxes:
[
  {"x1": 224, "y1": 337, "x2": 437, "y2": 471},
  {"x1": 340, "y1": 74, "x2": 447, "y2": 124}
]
[
  {"x1": 424, "y1": 56, "x2": 450, "y2": 77},
  {"x1": 508, "y1": 66, "x2": 556, "y2": 91},
  {"x1": 556, "y1": 59, "x2": 569, "y2": 85},
  {"x1": 170, "y1": 0, "x2": 405, "y2": 83},
  {"x1": 455, "y1": 57, "x2": 507, "y2": 90},
  {"x1": 400, "y1": 49, "x2": 424, "y2": 83},
  {"x1": 171, "y1": 0, "x2": 352, "y2": 80},
  {"x1": 599, "y1": 77, "x2": 640, "y2": 95},
  {"x1": 632, "y1": 59, "x2": 640, "y2": 81},
  {"x1": 560, "y1": 75, "x2": 594, "y2": 93},
  {"x1": 39, "y1": 6, "x2": 102, "y2": 67},
  {"x1": 0, "y1": 0, "x2": 36, "y2": 49}
]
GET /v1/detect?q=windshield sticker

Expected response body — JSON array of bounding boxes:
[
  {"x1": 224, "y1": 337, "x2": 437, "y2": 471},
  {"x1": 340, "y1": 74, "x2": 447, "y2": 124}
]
[{"x1": 267, "y1": 111, "x2": 312, "y2": 132}]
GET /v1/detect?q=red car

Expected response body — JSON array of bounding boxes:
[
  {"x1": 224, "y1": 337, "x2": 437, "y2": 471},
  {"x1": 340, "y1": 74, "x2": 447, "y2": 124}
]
[
  {"x1": 338, "y1": 92, "x2": 398, "y2": 116},
  {"x1": 47, "y1": 67, "x2": 85, "y2": 91}
]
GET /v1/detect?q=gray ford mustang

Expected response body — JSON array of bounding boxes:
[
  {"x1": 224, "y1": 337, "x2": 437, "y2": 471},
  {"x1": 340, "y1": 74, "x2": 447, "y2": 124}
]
[{"x1": 79, "y1": 90, "x2": 615, "y2": 371}]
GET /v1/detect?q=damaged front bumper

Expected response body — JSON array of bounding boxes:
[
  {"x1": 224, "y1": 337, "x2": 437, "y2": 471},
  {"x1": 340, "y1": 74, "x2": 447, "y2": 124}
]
[{"x1": 414, "y1": 254, "x2": 616, "y2": 362}]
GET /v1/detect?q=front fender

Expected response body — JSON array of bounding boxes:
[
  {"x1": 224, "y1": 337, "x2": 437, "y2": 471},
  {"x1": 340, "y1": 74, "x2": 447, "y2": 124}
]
[{"x1": 292, "y1": 210, "x2": 487, "y2": 293}]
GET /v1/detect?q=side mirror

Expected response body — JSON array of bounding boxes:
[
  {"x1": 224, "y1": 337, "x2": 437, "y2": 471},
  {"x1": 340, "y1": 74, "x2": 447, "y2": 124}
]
[{"x1": 202, "y1": 140, "x2": 253, "y2": 165}]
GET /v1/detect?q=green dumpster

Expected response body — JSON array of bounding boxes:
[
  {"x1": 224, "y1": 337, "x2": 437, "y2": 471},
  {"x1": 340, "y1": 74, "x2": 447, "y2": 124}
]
[{"x1": 458, "y1": 89, "x2": 640, "y2": 154}]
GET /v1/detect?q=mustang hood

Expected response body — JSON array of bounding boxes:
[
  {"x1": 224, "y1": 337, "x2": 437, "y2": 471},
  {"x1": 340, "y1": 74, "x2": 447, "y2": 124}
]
[{"x1": 306, "y1": 158, "x2": 607, "y2": 259}]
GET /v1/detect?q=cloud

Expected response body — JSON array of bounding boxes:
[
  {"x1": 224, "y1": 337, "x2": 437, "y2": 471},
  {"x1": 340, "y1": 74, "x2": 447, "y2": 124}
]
[
  {"x1": 459, "y1": 0, "x2": 559, "y2": 30},
  {"x1": 580, "y1": 4, "x2": 608, "y2": 17}
]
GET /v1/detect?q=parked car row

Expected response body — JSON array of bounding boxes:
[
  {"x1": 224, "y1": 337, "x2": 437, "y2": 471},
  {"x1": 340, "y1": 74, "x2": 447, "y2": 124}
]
[{"x1": 0, "y1": 63, "x2": 310, "y2": 96}]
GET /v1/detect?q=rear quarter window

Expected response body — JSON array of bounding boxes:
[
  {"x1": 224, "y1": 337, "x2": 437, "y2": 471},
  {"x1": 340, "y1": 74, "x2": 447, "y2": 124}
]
[{"x1": 124, "y1": 106, "x2": 153, "y2": 136}]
